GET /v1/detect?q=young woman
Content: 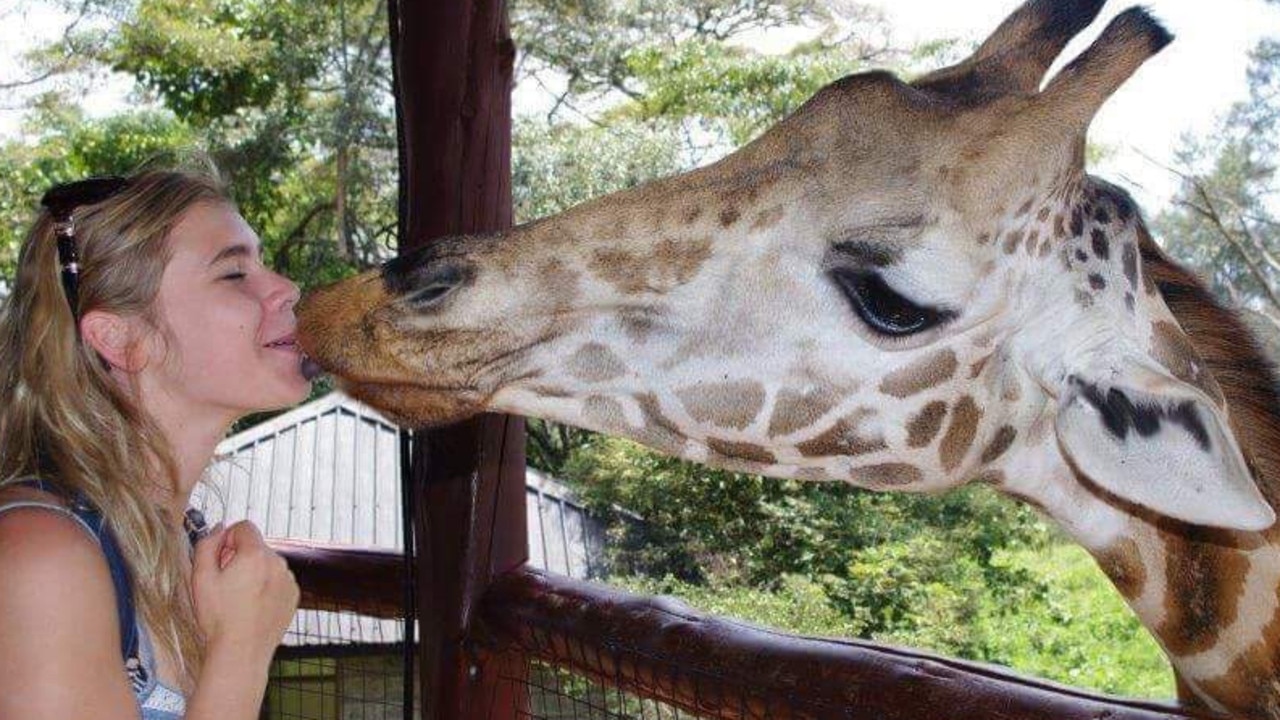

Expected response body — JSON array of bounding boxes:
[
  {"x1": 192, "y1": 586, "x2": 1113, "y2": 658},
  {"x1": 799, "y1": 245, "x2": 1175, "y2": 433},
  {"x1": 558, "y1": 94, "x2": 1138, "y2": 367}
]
[{"x1": 0, "y1": 167, "x2": 313, "y2": 718}]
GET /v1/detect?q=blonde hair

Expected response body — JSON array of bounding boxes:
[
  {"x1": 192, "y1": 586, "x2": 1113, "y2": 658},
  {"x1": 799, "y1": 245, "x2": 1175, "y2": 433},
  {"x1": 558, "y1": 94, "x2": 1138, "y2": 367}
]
[{"x1": 0, "y1": 167, "x2": 233, "y2": 684}]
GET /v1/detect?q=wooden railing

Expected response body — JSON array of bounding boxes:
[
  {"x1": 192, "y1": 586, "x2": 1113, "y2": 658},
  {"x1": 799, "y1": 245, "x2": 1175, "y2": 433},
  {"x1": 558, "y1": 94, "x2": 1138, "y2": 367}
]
[
  {"x1": 271, "y1": 539, "x2": 406, "y2": 618},
  {"x1": 271, "y1": 541, "x2": 1223, "y2": 720}
]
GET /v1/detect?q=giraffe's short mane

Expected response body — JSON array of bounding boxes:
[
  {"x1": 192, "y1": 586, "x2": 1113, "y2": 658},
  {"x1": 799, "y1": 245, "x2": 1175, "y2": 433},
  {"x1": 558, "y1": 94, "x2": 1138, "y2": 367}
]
[{"x1": 1138, "y1": 230, "x2": 1280, "y2": 512}]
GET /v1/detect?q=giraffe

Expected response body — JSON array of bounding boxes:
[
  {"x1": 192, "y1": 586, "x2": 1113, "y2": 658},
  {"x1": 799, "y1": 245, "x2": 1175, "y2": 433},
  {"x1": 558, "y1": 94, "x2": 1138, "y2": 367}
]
[{"x1": 296, "y1": 0, "x2": 1280, "y2": 716}]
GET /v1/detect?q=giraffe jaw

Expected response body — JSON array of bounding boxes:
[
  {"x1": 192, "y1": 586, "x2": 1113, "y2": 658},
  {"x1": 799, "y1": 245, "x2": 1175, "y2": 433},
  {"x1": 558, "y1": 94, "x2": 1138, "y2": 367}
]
[{"x1": 337, "y1": 378, "x2": 486, "y2": 428}]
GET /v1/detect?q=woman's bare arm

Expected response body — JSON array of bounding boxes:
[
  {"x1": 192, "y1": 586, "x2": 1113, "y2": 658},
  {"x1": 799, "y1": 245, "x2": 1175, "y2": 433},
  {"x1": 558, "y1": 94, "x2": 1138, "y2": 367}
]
[{"x1": 0, "y1": 509, "x2": 140, "y2": 720}]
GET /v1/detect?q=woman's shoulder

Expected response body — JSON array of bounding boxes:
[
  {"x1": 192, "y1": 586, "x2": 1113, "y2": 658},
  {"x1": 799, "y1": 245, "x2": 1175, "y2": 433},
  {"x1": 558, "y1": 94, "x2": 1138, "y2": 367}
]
[
  {"x1": 0, "y1": 492, "x2": 142, "y2": 716},
  {"x1": 0, "y1": 491, "x2": 112, "y2": 601}
]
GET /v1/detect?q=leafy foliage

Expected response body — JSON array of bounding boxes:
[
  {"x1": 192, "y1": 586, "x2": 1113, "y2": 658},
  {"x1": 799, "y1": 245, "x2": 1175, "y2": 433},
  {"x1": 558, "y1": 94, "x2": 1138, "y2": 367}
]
[
  {"x1": 0, "y1": 108, "x2": 196, "y2": 277},
  {"x1": 1, "y1": 0, "x2": 395, "y2": 292},
  {"x1": 1155, "y1": 34, "x2": 1280, "y2": 350}
]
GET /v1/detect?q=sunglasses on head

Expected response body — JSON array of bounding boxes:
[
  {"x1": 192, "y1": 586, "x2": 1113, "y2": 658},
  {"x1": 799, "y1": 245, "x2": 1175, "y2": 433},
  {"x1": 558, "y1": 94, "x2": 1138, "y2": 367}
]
[{"x1": 39, "y1": 176, "x2": 131, "y2": 320}]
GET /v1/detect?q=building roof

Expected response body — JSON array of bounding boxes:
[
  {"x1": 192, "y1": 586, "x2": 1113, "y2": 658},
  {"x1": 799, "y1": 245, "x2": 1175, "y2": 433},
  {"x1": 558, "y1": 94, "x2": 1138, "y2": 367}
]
[{"x1": 196, "y1": 392, "x2": 607, "y2": 646}]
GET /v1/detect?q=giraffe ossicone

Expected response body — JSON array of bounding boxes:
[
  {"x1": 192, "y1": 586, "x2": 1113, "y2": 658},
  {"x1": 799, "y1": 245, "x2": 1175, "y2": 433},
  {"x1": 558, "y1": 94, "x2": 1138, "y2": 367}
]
[{"x1": 298, "y1": 0, "x2": 1280, "y2": 716}]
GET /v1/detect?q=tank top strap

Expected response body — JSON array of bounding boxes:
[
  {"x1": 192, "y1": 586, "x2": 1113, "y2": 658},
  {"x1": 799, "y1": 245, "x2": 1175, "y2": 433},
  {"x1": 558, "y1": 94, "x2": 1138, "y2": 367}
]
[{"x1": 0, "y1": 477, "x2": 140, "y2": 664}]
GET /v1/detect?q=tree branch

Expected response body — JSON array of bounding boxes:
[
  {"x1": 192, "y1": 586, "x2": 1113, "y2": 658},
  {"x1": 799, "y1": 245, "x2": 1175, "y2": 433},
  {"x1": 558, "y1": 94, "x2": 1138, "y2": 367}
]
[
  {"x1": 273, "y1": 200, "x2": 337, "y2": 273},
  {"x1": 1178, "y1": 183, "x2": 1280, "y2": 313}
]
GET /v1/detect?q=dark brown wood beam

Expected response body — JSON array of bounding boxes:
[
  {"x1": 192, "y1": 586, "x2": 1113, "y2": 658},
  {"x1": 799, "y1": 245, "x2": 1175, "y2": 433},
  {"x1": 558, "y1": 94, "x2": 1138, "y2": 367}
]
[
  {"x1": 479, "y1": 567, "x2": 1226, "y2": 720},
  {"x1": 388, "y1": 0, "x2": 527, "y2": 718},
  {"x1": 271, "y1": 540, "x2": 405, "y2": 619}
]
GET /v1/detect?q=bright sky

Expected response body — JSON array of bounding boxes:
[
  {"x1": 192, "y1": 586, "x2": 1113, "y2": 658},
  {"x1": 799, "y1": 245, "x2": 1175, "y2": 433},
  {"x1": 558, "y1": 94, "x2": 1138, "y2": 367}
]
[
  {"x1": 857, "y1": 0, "x2": 1280, "y2": 213},
  {"x1": 2, "y1": 0, "x2": 1278, "y2": 215}
]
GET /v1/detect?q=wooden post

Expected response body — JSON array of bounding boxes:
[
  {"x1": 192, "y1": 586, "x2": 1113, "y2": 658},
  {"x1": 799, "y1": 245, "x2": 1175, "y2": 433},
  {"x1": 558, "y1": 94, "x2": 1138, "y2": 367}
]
[{"x1": 388, "y1": 1, "x2": 528, "y2": 718}]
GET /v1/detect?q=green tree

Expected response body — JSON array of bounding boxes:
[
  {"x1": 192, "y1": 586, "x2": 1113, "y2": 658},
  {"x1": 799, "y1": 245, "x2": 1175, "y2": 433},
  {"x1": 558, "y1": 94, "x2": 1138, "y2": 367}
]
[
  {"x1": 0, "y1": 107, "x2": 197, "y2": 278},
  {"x1": 1155, "y1": 28, "x2": 1280, "y2": 353},
  {"x1": 2, "y1": 0, "x2": 396, "y2": 291}
]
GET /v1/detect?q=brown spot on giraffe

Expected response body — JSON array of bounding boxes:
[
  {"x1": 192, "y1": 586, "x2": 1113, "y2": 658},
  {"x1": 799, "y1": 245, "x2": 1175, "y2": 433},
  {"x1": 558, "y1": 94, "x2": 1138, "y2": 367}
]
[
  {"x1": 1070, "y1": 206, "x2": 1085, "y2": 236},
  {"x1": 1016, "y1": 197, "x2": 1035, "y2": 217},
  {"x1": 1123, "y1": 242, "x2": 1139, "y2": 290},
  {"x1": 1088, "y1": 274, "x2": 1106, "y2": 291},
  {"x1": 706, "y1": 438, "x2": 777, "y2": 465},
  {"x1": 969, "y1": 354, "x2": 991, "y2": 379},
  {"x1": 677, "y1": 380, "x2": 767, "y2": 431},
  {"x1": 636, "y1": 392, "x2": 688, "y2": 449},
  {"x1": 768, "y1": 387, "x2": 839, "y2": 437},
  {"x1": 582, "y1": 395, "x2": 626, "y2": 432},
  {"x1": 1091, "y1": 228, "x2": 1110, "y2": 260},
  {"x1": 683, "y1": 206, "x2": 703, "y2": 224},
  {"x1": 939, "y1": 395, "x2": 982, "y2": 472},
  {"x1": 528, "y1": 384, "x2": 572, "y2": 399},
  {"x1": 1158, "y1": 530, "x2": 1252, "y2": 656},
  {"x1": 849, "y1": 463, "x2": 923, "y2": 487},
  {"x1": 536, "y1": 257, "x2": 584, "y2": 309},
  {"x1": 1196, "y1": 593, "x2": 1280, "y2": 717},
  {"x1": 719, "y1": 207, "x2": 741, "y2": 227},
  {"x1": 1037, "y1": 206, "x2": 1052, "y2": 222},
  {"x1": 618, "y1": 308, "x2": 658, "y2": 344},
  {"x1": 569, "y1": 343, "x2": 627, "y2": 383},
  {"x1": 1075, "y1": 248, "x2": 1088, "y2": 263},
  {"x1": 977, "y1": 231, "x2": 992, "y2": 246},
  {"x1": 1037, "y1": 236, "x2": 1053, "y2": 258},
  {"x1": 750, "y1": 204, "x2": 785, "y2": 231},
  {"x1": 1024, "y1": 229, "x2": 1040, "y2": 257},
  {"x1": 906, "y1": 401, "x2": 948, "y2": 448},
  {"x1": 1094, "y1": 206, "x2": 1111, "y2": 225},
  {"x1": 1094, "y1": 537, "x2": 1147, "y2": 600},
  {"x1": 1000, "y1": 373, "x2": 1022, "y2": 402},
  {"x1": 796, "y1": 411, "x2": 885, "y2": 458},
  {"x1": 879, "y1": 349, "x2": 959, "y2": 399},
  {"x1": 589, "y1": 237, "x2": 713, "y2": 295},
  {"x1": 1002, "y1": 230, "x2": 1023, "y2": 254},
  {"x1": 1054, "y1": 214, "x2": 1067, "y2": 239},
  {"x1": 979, "y1": 425, "x2": 1017, "y2": 463}
]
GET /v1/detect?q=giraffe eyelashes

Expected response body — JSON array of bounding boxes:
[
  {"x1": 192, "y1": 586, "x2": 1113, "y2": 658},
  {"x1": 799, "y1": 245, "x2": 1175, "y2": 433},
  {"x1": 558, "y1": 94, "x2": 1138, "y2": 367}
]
[
  {"x1": 389, "y1": 261, "x2": 472, "y2": 309},
  {"x1": 408, "y1": 282, "x2": 462, "y2": 307},
  {"x1": 829, "y1": 268, "x2": 956, "y2": 337}
]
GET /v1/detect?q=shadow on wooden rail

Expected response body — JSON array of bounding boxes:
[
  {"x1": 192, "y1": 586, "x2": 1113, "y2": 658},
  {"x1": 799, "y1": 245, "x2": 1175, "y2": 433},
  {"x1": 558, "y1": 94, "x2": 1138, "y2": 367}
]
[{"x1": 271, "y1": 541, "x2": 1224, "y2": 720}]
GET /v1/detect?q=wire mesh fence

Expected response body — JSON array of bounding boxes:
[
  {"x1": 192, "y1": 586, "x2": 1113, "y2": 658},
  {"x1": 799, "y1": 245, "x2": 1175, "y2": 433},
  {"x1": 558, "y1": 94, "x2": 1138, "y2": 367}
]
[
  {"x1": 505, "y1": 659, "x2": 719, "y2": 720},
  {"x1": 490, "y1": 643, "x2": 786, "y2": 720},
  {"x1": 263, "y1": 603, "x2": 418, "y2": 720},
  {"x1": 475, "y1": 568, "x2": 1219, "y2": 720}
]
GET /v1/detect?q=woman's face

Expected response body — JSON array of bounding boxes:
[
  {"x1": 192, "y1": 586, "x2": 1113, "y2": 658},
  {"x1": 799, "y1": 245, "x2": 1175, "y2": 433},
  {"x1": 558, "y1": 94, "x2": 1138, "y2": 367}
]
[{"x1": 144, "y1": 201, "x2": 311, "y2": 422}]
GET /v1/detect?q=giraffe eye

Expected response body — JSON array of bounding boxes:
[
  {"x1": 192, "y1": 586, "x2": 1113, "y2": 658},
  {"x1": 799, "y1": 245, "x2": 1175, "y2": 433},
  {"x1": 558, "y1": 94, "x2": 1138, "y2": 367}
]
[{"x1": 831, "y1": 268, "x2": 955, "y2": 337}]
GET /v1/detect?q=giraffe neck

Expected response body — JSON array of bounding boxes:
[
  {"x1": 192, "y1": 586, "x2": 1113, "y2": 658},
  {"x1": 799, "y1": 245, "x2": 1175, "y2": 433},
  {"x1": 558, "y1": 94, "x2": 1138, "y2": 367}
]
[
  {"x1": 1083, "y1": 493, "x2": 1279, "y2": 717},
  {"x1": 1011, "y1": 230, "x2": 1280, "y2": 719}
]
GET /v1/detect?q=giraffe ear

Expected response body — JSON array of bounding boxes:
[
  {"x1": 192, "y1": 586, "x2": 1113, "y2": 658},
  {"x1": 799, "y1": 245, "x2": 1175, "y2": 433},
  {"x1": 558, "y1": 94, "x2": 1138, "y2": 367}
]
[{"x1": 1055, "y1": 359, "x2": 1275, "y2": 531}]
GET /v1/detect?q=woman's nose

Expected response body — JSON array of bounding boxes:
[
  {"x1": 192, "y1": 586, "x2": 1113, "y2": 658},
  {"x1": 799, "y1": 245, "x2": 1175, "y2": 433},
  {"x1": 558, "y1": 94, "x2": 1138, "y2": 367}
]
[{"x1": 266, "y1": 271, "x2": 301, "y2": 311}]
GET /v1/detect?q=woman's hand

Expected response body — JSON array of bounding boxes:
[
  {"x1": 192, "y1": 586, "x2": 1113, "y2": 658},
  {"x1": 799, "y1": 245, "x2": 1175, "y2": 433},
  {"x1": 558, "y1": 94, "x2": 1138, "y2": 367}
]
[
  {"x1": 186, "y1": 520, "x2": 299, "y2": 720},
  {"x1": 191, "y1": 521, "x2": 299, "y2": 660}
]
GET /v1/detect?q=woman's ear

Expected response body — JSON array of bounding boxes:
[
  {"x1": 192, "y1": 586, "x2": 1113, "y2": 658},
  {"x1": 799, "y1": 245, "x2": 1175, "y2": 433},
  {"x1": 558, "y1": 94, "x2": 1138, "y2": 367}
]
[{"x1": 80, "y1": 310, "x2": 146, "y2": 372}]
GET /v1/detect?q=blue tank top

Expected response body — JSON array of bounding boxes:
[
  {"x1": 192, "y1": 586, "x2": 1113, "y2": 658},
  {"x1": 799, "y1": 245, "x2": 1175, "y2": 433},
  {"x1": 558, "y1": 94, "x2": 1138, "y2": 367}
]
[{"x1": 0, "y1": 478, "x2": 189, "y2": 719}]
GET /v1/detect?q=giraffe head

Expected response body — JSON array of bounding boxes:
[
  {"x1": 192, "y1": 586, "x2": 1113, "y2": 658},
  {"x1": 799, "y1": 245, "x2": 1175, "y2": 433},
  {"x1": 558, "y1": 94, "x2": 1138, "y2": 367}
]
[{"x1": 299, "y1": 0, "x2": 1274, "y2": 533}]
